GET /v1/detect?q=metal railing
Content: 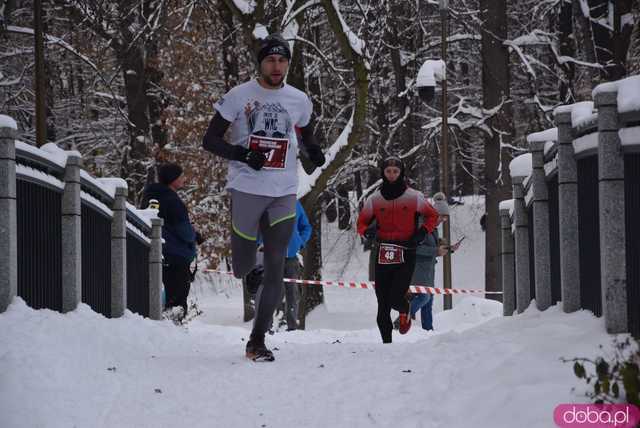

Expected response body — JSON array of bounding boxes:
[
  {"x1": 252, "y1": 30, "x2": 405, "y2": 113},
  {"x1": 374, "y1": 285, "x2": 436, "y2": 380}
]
[{"x1": 0, "y1": 119, "x2": 163, "y2": 320}]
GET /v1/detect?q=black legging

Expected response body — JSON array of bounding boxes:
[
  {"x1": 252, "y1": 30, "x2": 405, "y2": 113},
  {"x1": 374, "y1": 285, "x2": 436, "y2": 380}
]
[
  {"x1": 163, "y1": 261, "x2": 192, "y2": 313},
  {"x1": 374, "y1": 248, "x2": 416, "y2": 343}
]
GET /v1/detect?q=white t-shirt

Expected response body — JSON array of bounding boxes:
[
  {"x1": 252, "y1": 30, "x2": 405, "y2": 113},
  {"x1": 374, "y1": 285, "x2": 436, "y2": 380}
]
[{"x1": 214, "y1": 79, "x2": 313, "y2": 197}]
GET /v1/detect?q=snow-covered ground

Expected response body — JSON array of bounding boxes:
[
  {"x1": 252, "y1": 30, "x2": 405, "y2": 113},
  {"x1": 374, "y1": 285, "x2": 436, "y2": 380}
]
[{"x1": 0, "y1": 196, "x2": 621, "y2": 428}]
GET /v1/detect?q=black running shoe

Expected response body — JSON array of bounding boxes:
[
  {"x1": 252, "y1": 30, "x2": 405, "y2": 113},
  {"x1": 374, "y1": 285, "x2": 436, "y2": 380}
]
[
  {"x1": 245, "y1": 266, "x2": 264, "y2": 295},
  {"x1": 245, "y1": 334, "x2": 275, "y2": 362}
]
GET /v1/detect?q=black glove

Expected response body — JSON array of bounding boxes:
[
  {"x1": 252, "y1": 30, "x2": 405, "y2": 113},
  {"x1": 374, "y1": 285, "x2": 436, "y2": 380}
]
[
  {"x1": 364, "y1": 228, "x2": 376, "y2": 241},
  {"x1": 305, "y1": 144, "x2": 326, "y2": 167},
  {"x1": 195, "y1": 231, "x2": 205, "y2": 245},
  {"x1": 232, "y1": 146, "x2": 266, "y2": 171},
  {"x1": 411, "y1": 228, "x2": 427, "y2": 246}
]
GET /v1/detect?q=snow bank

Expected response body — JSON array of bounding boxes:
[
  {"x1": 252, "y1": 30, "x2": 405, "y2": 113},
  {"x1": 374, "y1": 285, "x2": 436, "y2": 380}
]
[
  {"x1": 526, "y1": 127, "x2": 557, "y2": 144},
  {"x1": 593, "y1": 75, "x2": 640, "y2": 113},
  {"x1": 97, "y1": 177, "x2": 128, "y2": 194},
  {"x1": 15, "y1": 141, "x2": 65, "y2": 169},
  {"x1": 544, "y1": 155, "x2": 558, "y2": 177},
  {"x1": 126, "y1": 221, "x2": 150, "y2": 244},
  {"x1": 620, "y1": 126, "x2": 640, "y2": 148},
  {"x1": 81, "y1": 191, "x2": 113, "y2": 218},
  {"x1": 499, "y1": 199, "x2": 514, "y2": 212},
  {"x1": 570, "y1": 101, "x2": 594, "y2": 128},
  {"x1": 509, "y1": 153, "x2": 532, "y2": 178},
  {"x1": 573, "y1": 132, "x2": 599, "y2": 156},
  {"x1": 544, "y1": 141, "x2": 554, "y2": 156},
  {"x1": 0, "y1": 114, "x2": 17, "y2": 130},
  {"x1": 0, "y1": 295, "x2": 620, "y2": 428},
  {"x1": 134, "y1": 207, "x2": 160, "y2": 226},
  {"x1": 41, "y1": 143, "x2": 81, "y2": 167},
  {"x1": 1, "y1": 194, "x2": 624, "y2": 428},
  {"x1": 16, "y1": 164, "x2": 64, "y2": 190},
  {"x1": 125, "y1": 202, "x2": 157, "y2": 229}
]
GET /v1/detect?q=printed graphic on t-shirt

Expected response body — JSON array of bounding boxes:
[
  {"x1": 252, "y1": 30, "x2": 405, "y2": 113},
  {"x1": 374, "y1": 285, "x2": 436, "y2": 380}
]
[
  {"x1": 245, "y1": 101, "x2": 293, "y2": 139},
  {"x1": 248, "y1": 135, "x2": 289, "y2": 169}
]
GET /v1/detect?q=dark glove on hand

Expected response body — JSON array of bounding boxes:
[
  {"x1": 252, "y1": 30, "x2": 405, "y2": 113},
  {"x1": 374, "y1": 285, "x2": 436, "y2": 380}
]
[
  {"x1": 411, "y1": 228, "x2": 427, "y2": 246},
  {"x1": 195, "y1": 231, "x2": 205, "y2": 245},
  {"x1": 306, "y1": 144, "x2": 326, "y2": 167},
  {"x1": 363, "y1": 228, "x2": 376, "y2": 241},
  {"x1": 232, "y1": 146, "x2": 266, "y2": 171}
]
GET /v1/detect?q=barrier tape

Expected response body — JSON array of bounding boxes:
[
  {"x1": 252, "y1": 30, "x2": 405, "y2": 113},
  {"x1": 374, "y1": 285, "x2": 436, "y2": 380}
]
[{"x1": 203, "y1": 269, "x2": 503, "y2": 295}]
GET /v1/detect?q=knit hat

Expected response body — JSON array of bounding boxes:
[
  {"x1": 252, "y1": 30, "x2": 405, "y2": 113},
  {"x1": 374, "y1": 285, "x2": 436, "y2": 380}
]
[
  {"x1": 257, "y1": 33, "x2": 291, "y2": 64},
  {"x1": 158, "y1": 163, "x2": 183, "y2": 186},
  {"x1": 380, "y1": 156, "x2": 407, "y2": 200},
  {"x1": 381, "y1": 156, "x2": 403, "y2": 172},
  {"x1": 431, "y1": 192, "x2": 449, "y2": 216}
]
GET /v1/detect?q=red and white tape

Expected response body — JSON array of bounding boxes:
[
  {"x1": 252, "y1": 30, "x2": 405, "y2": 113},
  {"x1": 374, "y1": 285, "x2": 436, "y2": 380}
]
[{"x1": 203, "y1": 269, "x2": 502, "y2": 295}]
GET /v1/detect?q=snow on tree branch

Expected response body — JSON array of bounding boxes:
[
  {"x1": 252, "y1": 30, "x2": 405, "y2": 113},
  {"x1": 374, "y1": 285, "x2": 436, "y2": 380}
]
[
  {"x1": 298, "y1": 113, "x2": 354, "y2": 198},
  {"x1": 329, "y1": 0, "x2": 366, "y2": 57},
  {"x1": 281, "y1": 0, "x2": 321, "y2": 29},
  {"x1": 232, "y1": 0, "x2": 257, "y2": 15}
]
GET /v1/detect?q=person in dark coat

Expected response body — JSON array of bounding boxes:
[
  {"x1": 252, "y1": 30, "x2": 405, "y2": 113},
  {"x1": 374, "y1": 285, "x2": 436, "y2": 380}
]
[
  {"x1": 142, "y1": 163, "x2": 200, "y2": 318},
  {"x1": 396, "y1": 192, "x2": 460, "y2": 331}
]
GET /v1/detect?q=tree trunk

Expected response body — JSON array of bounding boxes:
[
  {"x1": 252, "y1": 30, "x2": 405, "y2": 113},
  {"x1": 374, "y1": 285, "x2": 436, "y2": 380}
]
[
  {"x1": 337, "y1": 184, "x2": 350, "y2": 230},
  {"x1": 558, "y1": 0, "x2": 575, "y2": 102},
  {"x1": 298, "y1": 202, "x2": 323, "y2": 329},
  {"x1": 1, "y1": 0, "x2": 17, "y2": 26},
  {"x1": 572, "y1": 0, "x2": 600, "y2": 99},
  {"x1": 628, "y1": 2, "x2": 640, "y2": 74},
  {"x1": 145, "y1": 36, "x2": 166, "y2": 169},
  {"x1": 34, "y1": 0, "x2": 47, "y2": 147},
  {"x1": 219, "y1": 2, "x2": 239, "y2": 91},
  {"x1": 118, "y1": 43, "x2": 151, "y2": 202},
  {"x1": 481, "y1": 0, "x2": 513, "y2": 300}
]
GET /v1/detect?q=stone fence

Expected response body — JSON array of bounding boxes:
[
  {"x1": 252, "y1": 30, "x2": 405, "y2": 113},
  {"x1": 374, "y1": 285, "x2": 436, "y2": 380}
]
[
  {"x1": 0, "y1": 115, "x2": 163, "y2": 320},
  {"x1": 500, "y1": 75, "x2": 640, "y2": 337}
]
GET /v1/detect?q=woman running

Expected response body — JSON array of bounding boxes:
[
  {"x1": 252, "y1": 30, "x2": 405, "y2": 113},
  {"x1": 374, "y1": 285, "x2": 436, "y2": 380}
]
[{"x1": 357, "y1": 156, "x2": 439, "y2": 343}]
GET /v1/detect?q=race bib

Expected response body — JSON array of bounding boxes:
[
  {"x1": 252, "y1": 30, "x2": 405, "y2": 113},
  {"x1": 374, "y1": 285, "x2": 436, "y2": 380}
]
[
  {"x1": 248, "y1": 135, "x2": 289, "y2": 170},
  {"x1": 378, "y1": 243, "x2": 405, "y2": 265}
]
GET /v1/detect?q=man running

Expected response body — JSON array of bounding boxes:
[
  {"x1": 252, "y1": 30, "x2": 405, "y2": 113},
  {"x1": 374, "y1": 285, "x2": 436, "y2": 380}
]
[{"x1": 202, "y1": 33, "x2": 325, "y2": 361}]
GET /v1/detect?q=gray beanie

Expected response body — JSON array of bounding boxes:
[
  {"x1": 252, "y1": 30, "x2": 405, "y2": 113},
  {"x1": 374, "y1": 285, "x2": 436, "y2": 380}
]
[{"x1": 431, "y1": 192, "x2": 449, "y2": 215}]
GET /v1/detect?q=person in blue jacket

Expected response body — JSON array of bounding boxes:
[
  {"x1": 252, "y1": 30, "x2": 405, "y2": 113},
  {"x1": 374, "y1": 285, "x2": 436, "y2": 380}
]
[
  {"x1": 142, "y1": 163, "x2": 201, "y2": 318},
  {"x1": 282, "y1": 200, "x2": 312, "y2": 330}
]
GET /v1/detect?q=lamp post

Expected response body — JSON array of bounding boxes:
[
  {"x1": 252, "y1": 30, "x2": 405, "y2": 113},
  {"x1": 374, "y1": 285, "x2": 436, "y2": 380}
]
[{"x1": 417, "y1": 0, "x2": 452, "y2": 310}]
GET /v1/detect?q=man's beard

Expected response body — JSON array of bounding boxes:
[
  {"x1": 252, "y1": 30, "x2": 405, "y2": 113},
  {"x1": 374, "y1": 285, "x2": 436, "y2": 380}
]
[{"x1": 262, "y1": 74, "x2": 284, "y2": 88}]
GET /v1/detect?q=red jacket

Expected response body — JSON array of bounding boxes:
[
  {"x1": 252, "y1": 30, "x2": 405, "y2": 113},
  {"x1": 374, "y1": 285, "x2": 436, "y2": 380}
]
[{"x1": 357, "y1": 188, "x2": 439, "y2": 242}]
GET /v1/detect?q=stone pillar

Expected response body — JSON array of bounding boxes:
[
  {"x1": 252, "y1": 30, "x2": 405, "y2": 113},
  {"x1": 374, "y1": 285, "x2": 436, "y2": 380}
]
[
  {"x1": 110, "y1": 186, "x2": 127, "y2": 317},
  {"x1": 500, "y1": 206, "x2": 515, "y2": 316},
  {"x1": 61, "y1": 155, "x2": 82, "y2": 312},
  {"x1": 513, "y1": 176, "x2": 531, "y2": 313},
  {"x1": 594, "y1": 90, "x2": 627, "y2": 334},
  {"x1": 529, "y1": 140, "x2": 552, "y2": 310},
  {"x1": 0, "y1": 119, "x2": 17, "y2": 313},
  {"x1": 148, "y1": 217, "x2": 163, "y2": 320},
  {"x1": 555, "y1": 110, "x2": 581, "y2": 313}
]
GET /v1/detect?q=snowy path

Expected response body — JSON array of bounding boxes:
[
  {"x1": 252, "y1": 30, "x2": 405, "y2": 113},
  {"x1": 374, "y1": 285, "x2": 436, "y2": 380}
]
[
  {"x1": 0, "y1": 196, "x2": 619, "y2": 427},
  {"x1": 1, "y1": 296, "x2": 612, "y2": 428}
]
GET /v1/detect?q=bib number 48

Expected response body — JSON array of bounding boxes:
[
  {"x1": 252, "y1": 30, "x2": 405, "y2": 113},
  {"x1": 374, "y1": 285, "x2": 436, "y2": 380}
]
[{"x1": 378, "y1": 244, "x2": 405, "y2": 265}]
